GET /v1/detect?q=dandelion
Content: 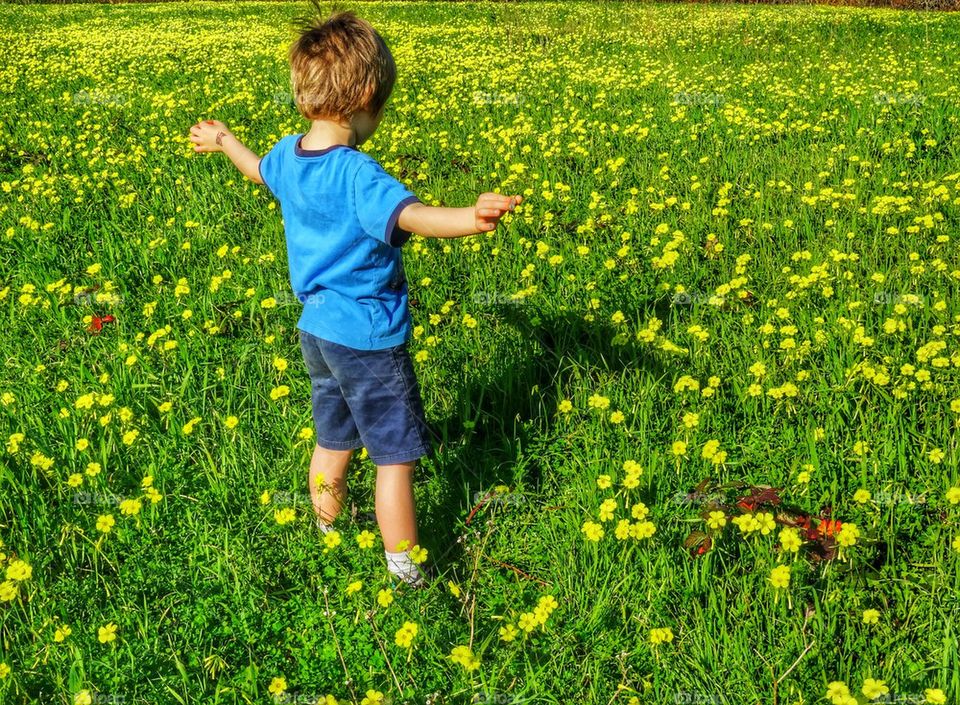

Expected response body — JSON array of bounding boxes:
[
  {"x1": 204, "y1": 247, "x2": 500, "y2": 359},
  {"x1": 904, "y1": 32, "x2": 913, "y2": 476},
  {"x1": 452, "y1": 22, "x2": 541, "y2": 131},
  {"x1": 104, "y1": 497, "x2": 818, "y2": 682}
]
[
  {"x1": 96, "y1": 515, "x2": 115, "y2": 533},
  {"x1": 268, "y1": 677, "x2": 287, "y2": 696},
  {"x1": 394, "y1": 621, "x2": 418, "y2": 648},
  {"x1": 701, "y1": 439, "x2": 720, "y2": 459},
  {"x1": 322, "y1": 530, "x2": 342, "y2": 552},
  {"x1": 274, "y1": 508, "x2": 296, "y2": 525},
  {"x1": 706, "y1": 511, "x2": 727, "y2": 530},
  {"x1": 836, "y1": 523, "x2": 860, "y2": 547},
  {"x1": 861, "y1": 678, "x2": 889, "y2": 700},
  {"x1": 6, "y1": 559, "x2": 32, "y2": 582},
  {"x1": 403, "y1": 545, "x2": 427, "y2": 566},
  {"x1": 518, "y1": 612, "x2": 538, "y2": 633},
  {"x1": 824, "y1": 681, "x2": 850, "y2": 705},
  {"x1": 732, "y1": 513, "x2": 760, "y2": 535},
  {"x1": 0, "y1": 581, "x2": 18, "y2": 602},
  {"x1": 538, "y1": 594, "x2": 559, "y2": 614},
  {"x1": 377, "y1": 589, "x2": 394, "y2": 608},
  {"x1": 449, "y1": 645, "x2": 480, "y2": 671},
  {"x1": 769, "y1": 565, "x2": 791, "y2": 589},
  {"x1": 581, "y1": 521, "x2": 604, "y2": 541},
  {"x1": 779, "y1": 527, "x2": 802, "y2": 553},
  {"x1": 119, "y1": 498, "x2": 141, "y2": 516},
  {"x1": 587, "y1": 394, "x2": 610, "y2": 410},
  {"x1": 98, "y1": 622, "x2": 118, "y2": 644},
  {"x1": 599, "y1": 498, "x2": 617, "y2": 522},
  {"x1": 649, "y1": 627, "x2": 673, "y2": 645},
  {"x1": 361, "y1": 690, "x2": 385, "y2": 705}
]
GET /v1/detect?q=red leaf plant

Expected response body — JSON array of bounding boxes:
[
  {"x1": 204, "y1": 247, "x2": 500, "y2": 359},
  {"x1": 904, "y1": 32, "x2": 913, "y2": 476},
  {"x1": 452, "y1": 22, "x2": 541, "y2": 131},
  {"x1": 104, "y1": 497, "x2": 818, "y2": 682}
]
[{"x1": 681, "y1": 478, "x2": 844, "y2": 561}]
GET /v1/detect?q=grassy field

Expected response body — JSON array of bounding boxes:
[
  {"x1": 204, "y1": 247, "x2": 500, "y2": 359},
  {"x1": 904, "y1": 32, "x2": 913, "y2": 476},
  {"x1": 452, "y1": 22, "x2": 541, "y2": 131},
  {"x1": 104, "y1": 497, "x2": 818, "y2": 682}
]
[{"x1": 2, "y1": 1, "x2": 960, "y2": 703}]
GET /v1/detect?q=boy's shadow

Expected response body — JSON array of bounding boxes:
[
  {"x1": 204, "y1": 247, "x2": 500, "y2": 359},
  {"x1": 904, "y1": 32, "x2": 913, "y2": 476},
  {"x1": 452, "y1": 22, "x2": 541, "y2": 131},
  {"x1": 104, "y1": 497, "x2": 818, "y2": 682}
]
[{"x1": 408, "y1": 298, "x2": 674, "y2": 581}]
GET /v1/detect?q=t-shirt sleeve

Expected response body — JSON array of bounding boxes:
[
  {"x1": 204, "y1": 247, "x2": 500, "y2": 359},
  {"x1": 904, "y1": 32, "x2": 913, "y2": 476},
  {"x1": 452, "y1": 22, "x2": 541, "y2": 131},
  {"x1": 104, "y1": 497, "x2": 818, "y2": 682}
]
[
  {"x1": 258, "y1": 138, "x2": 284, "y2": 200},
  {"x1": 353, "y1": 158, "x2": 421, "y2": 248}
]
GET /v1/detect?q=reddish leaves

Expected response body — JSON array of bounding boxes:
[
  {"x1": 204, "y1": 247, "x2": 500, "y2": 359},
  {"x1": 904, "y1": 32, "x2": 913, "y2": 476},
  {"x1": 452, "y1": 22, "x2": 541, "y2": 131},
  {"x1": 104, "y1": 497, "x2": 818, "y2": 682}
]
[
  {"x1": 736, "y1": 486, "x2": 783, "y2": 512},
  {"x1": 683, "y1": 478, "x2": 845, "y2": 562},
  {"x1": 683, "y1": 530, "x2": 713, "y2": 557},
  {"x1": 87, "y1": 314, "x2": 115, "y2": 334}
]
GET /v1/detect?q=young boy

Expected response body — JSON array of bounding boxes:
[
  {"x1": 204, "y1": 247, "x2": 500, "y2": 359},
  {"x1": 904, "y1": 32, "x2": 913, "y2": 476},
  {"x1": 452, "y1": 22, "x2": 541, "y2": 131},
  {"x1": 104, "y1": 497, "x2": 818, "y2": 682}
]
[{"x1": 189, "y1": 9, "x2": 522, "y2": 587}]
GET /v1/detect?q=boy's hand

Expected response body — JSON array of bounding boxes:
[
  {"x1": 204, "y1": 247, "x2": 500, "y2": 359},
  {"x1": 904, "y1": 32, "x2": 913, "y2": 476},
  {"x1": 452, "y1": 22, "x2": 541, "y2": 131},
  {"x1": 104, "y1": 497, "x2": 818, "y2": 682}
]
[
  {"x1": 475, "y1": 193, "x2": 523, "y2": 233},
  {"x1": 189, "y1": 119, "x2": 232, "y2": 153}
]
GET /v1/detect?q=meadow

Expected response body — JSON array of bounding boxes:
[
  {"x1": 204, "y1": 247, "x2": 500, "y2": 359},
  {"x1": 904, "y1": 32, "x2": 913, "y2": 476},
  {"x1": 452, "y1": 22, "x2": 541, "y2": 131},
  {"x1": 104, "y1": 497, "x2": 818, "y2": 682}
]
[{"x1": 2, "y1": 1, "x2": 960, "y2": 703}]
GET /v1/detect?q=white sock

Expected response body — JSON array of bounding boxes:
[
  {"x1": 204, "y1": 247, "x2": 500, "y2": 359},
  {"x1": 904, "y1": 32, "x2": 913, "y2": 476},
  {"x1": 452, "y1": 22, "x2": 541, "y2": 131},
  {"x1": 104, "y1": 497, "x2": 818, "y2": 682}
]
[
  {"x1": 315, "y1": 515, "x2": 333, "y2": 534},
  {"x1": 385, "y1": 549, "x2": 424, "y2": 584}
]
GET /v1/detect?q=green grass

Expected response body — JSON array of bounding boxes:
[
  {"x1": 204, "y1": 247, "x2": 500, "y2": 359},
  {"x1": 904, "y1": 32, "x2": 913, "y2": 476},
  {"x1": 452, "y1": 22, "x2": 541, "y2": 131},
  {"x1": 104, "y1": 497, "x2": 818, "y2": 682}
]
[{"x1": 2, "y1": 1, "x2": 960, "y2": 704}]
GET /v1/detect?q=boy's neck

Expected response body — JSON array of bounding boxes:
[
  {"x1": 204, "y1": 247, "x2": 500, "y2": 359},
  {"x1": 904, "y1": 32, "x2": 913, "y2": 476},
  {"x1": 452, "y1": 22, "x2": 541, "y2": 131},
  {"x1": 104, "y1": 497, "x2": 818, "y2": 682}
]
[{"x1": 301, "y1": 119, "x2": 357, "y2": 150}]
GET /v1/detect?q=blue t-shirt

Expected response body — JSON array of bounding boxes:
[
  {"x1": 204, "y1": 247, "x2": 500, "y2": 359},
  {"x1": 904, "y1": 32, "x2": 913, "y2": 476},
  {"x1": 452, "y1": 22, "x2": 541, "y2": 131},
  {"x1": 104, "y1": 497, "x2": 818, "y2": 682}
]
[{"x1": 258, "y1": 133, "x2": 421, "y2": 350}]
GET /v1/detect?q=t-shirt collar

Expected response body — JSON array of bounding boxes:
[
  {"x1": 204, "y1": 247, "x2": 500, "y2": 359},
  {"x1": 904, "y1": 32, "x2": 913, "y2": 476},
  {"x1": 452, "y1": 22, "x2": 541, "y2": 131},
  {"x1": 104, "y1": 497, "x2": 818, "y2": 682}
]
[{"x1": 294, "y1": 135, "x2": 359, "y2": 157}]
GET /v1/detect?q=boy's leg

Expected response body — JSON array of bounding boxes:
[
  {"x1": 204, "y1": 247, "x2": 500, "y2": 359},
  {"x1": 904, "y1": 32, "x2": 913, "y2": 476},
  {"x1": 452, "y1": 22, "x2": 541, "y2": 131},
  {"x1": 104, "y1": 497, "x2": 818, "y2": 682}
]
[
  {"x1": 310, "y1": 444, "x2": 353, "y2": 525},
  {"x1": 299, "y1": 329, "x2": 362, "y2": 529},
  {"x1": 375, "y1": 460, "x2": 419, "y2": 552},
  {"x1": 376, "y1": 459, "x2": 428, "y2": 585}
]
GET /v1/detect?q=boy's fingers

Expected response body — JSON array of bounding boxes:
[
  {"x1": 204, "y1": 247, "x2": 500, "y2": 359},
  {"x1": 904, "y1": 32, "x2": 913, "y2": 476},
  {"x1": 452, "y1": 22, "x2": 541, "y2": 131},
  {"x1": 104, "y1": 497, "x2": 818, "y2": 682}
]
[{"x1": 479, "y1": 196, "x2": 515, "y2": 210}]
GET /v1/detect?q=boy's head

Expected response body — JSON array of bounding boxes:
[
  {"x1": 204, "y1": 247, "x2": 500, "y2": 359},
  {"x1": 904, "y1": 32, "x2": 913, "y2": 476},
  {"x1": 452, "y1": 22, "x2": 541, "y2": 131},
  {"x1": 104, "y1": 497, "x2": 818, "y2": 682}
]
[{"x1": 289, "y1": 8, "x2": 396, "y2": 136}]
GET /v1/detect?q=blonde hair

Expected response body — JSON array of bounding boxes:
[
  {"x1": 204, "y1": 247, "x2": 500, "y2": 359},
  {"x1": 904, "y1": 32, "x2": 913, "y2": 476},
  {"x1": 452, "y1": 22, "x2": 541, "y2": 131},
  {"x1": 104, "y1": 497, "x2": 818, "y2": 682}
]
[{"x1": 288, "y1": 7, "x2": 396, "y2": 122}]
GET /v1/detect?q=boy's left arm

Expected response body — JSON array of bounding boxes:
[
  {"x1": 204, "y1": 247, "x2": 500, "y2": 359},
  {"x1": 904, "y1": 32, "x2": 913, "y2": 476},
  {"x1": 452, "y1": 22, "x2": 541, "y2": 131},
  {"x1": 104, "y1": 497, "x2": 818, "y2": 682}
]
[{"x1": 189, "y1": 120, "x2": 264, "y2": 184}]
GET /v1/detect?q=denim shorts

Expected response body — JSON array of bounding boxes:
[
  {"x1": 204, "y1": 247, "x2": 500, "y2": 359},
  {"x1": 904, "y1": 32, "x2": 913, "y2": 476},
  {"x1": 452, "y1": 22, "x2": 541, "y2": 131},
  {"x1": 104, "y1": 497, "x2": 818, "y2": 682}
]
[{"x1": 299, "y1": 329, "x2": 433, "y2": 465}]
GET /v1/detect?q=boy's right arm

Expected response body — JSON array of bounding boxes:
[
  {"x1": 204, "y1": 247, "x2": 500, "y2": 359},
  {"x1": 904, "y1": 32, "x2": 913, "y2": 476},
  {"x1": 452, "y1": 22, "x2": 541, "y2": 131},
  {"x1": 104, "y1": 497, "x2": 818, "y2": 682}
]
[
  {"x1": 397, "y1": 193, "x2": 522, "y2": 239},
  {"x1": 189, "y1": 120, "x2": 264, "y2": 185}
]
